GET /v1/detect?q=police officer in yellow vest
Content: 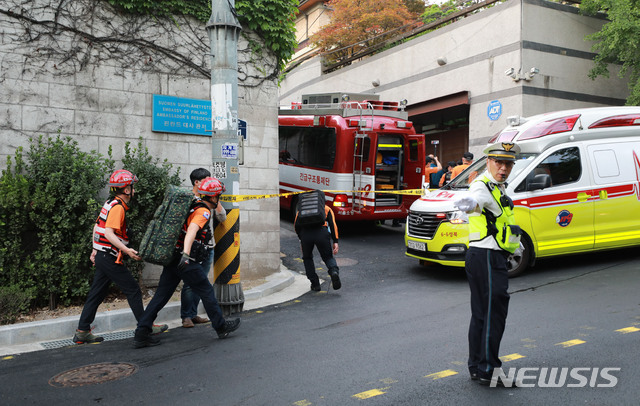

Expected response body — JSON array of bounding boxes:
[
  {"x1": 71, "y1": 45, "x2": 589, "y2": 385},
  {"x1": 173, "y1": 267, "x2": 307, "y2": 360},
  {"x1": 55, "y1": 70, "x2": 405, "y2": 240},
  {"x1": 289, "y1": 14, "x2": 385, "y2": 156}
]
[{"x1": 454, "y1": 142, "x2": 522, "y2": 386}]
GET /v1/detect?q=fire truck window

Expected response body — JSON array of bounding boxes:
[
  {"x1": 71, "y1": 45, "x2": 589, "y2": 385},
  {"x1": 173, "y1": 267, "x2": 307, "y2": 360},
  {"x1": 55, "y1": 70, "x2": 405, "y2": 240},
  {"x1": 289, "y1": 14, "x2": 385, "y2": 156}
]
[
  {"x1": 356, "y1": 137, "x2": 370, "y2": 162},
  {"x1": 279, "y1": 126, "x2": 337, "y2": 169},
  {"x1": 523, "y1": 147, "x2": 581, "y2": 189}
]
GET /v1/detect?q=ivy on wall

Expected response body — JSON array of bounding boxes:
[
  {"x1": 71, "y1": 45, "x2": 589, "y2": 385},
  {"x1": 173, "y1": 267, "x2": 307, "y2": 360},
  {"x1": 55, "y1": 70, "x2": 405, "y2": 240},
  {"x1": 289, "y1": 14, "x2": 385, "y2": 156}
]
[{"x1": 107, "y1": 0, "x2": 299, "y2": 73}]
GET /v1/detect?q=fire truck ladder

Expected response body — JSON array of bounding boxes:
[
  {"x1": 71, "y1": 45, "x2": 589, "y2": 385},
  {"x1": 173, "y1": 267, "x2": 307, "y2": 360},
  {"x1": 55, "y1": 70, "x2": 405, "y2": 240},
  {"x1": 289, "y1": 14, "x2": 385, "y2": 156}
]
[
  {"x1": 351, "y1": 102, "x2": 375, "y2": 214},
  {"x1": 352, "y1": 132, "x2": 368, "y2": 214}
]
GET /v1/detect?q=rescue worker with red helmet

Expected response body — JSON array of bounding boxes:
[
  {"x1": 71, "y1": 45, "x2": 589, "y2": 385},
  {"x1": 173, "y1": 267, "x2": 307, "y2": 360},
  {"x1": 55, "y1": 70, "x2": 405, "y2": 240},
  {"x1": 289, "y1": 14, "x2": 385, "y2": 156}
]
[
  {"x1": 134, "y1": 176, "x2": 241, "y2": 348},
  {"x1": 74, "y1": 169, "x2": 167, "y2": 344}
]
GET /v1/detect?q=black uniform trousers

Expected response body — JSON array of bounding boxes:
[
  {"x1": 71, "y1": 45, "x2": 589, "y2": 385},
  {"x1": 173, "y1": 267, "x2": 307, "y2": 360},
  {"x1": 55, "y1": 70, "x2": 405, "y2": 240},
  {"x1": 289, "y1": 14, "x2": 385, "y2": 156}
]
[
  {"x1": 78, "y1": 250, "x2": 144, "y2": 331},
  {"x1": 300, "y1": 225, "x2": 339, "y2": 284},
  {"x1": 465, "y1": 246, "x2": 510, "y2": 379},
  {"x1": 136, "y1": 254, "x2": 225, "y2": 333}
]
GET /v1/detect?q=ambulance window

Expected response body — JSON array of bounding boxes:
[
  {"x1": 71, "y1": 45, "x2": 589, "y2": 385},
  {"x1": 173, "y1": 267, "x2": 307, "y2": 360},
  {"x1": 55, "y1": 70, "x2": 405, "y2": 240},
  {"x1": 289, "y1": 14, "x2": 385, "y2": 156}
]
[
  {"x1": 521, "y1": 147, "x2": 581, "y2": 190},
  {"x1": 593, "y1": 149, "x2": 620, "y2": 178}
]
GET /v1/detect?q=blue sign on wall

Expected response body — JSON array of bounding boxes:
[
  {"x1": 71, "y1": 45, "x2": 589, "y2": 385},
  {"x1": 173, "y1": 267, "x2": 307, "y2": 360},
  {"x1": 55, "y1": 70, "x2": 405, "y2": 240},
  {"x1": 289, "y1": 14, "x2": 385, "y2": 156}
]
[
  {"x1": 152, "y1": 94, "x2": 212, "y2": 136},
  {"x1": 487, "y1": 100, "x2": 502, "y2": 121}
]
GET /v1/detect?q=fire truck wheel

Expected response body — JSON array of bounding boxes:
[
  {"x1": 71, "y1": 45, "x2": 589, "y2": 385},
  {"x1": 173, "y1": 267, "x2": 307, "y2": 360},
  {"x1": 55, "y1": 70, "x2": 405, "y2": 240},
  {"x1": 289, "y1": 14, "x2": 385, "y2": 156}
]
[{"x1": 506, "y1": 233, "x2": 532, "y2": 278}]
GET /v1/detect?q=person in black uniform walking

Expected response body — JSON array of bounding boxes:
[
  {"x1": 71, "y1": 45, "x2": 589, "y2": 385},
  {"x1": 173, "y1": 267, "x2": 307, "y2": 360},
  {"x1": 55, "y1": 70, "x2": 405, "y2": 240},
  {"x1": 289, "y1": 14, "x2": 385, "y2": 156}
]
[{"x1": 294, "y1": 191, "x2": 341, "y2": 291}]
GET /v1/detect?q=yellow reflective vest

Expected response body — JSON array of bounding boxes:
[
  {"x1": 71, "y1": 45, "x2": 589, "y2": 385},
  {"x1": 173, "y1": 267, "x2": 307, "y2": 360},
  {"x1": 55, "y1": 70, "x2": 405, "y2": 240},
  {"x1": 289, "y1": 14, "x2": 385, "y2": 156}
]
[{"x1": 468, "y1": 175, "x2": 521, "y2": 254}]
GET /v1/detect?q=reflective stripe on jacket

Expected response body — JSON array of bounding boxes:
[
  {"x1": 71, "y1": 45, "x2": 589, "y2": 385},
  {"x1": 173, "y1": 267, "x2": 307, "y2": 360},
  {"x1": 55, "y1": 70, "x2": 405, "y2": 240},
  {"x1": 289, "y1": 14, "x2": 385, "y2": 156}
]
[
  {"x1": 468, "y1": 175, "x2": 520, "y2": 253},
  {"x1": 176, "y1": 199, "x2": 213, "y2": 250},
  {"x1": 93, "y1": 198, "x2": 129, "y2": 255}
]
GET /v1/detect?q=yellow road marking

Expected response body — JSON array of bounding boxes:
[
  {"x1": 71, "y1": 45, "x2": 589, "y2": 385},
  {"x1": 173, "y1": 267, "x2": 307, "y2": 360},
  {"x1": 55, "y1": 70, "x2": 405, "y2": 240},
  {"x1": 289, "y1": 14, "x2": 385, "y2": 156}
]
[
  {"x1": 293, "y1": 400, "x2": 312, "y2": 406},
  {"x1": 2, "y1": 356, "x2": 14, "y2": 360},
  {"x1": 379, "y1": 378, "x2": 398, "y2": 384},
  {"x1": 352, "y1": 389, "x2": 386, "y2": 399},
  {"x1": 425, "y1": 369, "x2": 458, "y2": 380},
  {"x1": 556, "y1": 339, "x2": 586, "y2": 348},
  {"x1": 616, "y1": 326, "x2": 640, "y2": 334},
  {"x1": 500, "y1": 353, "x2": 525, "y2": 362}
]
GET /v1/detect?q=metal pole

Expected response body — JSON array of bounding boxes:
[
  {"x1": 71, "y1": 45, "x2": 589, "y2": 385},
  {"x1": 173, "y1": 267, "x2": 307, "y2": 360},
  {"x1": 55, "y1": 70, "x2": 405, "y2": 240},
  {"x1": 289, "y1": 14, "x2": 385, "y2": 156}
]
[{"x1": 207, "y1": 0, "x2": 244, "y2": 315}]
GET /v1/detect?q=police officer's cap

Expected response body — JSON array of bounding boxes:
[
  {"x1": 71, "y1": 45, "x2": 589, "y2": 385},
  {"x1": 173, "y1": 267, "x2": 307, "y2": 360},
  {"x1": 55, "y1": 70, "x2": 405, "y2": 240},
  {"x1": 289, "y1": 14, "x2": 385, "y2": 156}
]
[{"x1": 483, "y1": 142, "x2": 520, "y2": 161}]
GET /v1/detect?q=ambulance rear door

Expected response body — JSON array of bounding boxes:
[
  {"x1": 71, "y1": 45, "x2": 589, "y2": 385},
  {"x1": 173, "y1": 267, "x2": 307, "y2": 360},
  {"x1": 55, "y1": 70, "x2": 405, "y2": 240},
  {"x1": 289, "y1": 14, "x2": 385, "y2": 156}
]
[
  {"x1": 588, "y1": 140, "x2": 640, "y2": 249},
  {"x1": 519, "y1": 145, "x2": 595, "y2": 256}
]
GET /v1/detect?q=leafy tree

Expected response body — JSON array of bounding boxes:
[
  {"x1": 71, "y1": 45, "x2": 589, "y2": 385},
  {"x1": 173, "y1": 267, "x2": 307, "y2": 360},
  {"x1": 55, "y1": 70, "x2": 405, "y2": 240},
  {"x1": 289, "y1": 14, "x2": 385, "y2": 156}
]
[
  {"x1": 422, "y1": 0, "x2": 458, "y2": 25},
  {"x1": 404, "y1": 0, "x2": 427, "y2": 16},
  {"x1": 581, "y1": 0, "x2": 640, "y2": 105},
  {"x1": 0, "y1": 135, "x2": 114, "y2": 309},
  {"x1": 311, "y1": 0, "x2": 416, "y2": 65}
]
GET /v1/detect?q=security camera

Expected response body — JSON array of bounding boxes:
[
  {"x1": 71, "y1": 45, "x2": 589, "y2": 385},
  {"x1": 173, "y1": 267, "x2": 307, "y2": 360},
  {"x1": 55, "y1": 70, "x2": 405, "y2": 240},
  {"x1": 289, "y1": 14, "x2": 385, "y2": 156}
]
[{"x1": 505, "y1": 67, "x2": 515, "y2": 77}]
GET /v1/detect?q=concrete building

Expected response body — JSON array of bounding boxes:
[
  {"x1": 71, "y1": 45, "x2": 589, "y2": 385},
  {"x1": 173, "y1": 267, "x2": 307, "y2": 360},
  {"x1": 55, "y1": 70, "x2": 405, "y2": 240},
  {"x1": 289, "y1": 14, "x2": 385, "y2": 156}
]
[
  {"x1": 280, "y1": 0, "x2": 629, "y2": 165},
  {"x1": 290, "y1": 0, "x2": 332, "y2": 67}
]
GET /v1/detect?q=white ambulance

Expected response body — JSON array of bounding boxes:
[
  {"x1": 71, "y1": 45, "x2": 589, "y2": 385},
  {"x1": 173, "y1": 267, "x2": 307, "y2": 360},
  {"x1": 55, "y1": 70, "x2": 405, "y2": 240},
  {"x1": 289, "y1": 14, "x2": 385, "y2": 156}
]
[{"x1": 405, "y1": 106, "x2": 640, "y2": 276}]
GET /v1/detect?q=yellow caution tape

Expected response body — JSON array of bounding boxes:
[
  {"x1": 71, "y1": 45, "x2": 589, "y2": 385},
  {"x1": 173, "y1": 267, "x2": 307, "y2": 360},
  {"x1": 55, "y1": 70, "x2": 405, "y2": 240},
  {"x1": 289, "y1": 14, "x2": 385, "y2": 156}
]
[{"x1": 219, "y1": 188, "x2": 423, "y2": 202}]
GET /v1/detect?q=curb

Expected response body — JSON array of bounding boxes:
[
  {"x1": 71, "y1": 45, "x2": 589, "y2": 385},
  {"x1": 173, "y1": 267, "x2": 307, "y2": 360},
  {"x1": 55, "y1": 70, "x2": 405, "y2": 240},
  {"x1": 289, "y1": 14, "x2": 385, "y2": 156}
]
[{"x1": 0, "y1": 266, "x2": 305, "y2": 355}]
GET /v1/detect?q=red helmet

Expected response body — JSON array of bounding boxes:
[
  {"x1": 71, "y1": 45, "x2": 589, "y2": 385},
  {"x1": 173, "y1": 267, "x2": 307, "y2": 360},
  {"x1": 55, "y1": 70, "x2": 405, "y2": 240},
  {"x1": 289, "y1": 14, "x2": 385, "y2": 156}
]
[
  {"x1": 198, "y1": 177, "x2": 225, "y2": 197},
  {"x1": 108, "y1": 169, "x2": 138, "y2": 188}
]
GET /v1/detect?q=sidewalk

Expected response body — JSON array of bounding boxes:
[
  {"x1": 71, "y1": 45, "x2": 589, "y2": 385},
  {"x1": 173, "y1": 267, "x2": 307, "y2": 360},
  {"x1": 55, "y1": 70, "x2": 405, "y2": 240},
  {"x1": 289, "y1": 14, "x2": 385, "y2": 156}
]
[{"x1": 0, "y1": 264, "x2": 311, "y2": 357}]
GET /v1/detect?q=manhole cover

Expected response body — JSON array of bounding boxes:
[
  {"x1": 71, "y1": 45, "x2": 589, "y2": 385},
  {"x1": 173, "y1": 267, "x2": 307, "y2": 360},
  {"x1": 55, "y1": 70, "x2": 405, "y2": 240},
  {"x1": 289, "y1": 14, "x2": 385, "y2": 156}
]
[
  {"x1": 335, "y1": 257, "x2": 358, "y2": 266},
  {"x1": 49, "y1": 362, "x2": 138, "y2": 388}
]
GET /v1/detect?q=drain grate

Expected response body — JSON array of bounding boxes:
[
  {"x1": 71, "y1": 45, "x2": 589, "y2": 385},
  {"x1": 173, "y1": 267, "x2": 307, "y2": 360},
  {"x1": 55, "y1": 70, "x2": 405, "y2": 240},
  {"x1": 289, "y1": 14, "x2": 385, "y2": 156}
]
[
  {"x1": 49, "y1": 362, "x2": 138, "y2": 387},
  {"x1": 41, "y1": 329, "x2": 135, "y2": 350}
]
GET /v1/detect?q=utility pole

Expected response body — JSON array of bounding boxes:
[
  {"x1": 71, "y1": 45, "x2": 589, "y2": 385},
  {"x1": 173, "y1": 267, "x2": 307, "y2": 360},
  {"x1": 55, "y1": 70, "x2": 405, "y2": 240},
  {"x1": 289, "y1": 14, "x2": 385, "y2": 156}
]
[{"x1": 207, "y1": 0, "x2": 243, "y2": 315}]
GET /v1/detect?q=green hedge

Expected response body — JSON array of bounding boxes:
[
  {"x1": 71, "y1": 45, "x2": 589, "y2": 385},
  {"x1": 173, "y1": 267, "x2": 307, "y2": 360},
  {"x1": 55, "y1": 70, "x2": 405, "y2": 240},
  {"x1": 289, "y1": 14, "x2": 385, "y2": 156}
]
[{"x1": 0, "y1": 135, "x2": 181, "y2": 313}]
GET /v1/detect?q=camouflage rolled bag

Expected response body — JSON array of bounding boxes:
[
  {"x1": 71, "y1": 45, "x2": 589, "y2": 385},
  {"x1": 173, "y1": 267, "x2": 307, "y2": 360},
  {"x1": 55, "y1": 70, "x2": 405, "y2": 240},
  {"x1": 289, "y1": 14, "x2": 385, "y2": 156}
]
[{"x1": 139, "y1": 185, "x2": 194, "y2": 265}]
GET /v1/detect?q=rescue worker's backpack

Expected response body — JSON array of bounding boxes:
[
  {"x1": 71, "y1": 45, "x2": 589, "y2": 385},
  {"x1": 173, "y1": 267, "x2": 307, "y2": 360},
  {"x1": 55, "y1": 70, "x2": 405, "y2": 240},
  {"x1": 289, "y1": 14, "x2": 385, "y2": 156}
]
[
  {"x1": 296, "y1": 190, "x2": 327, "y2": 227},
  {"x1": 139, "y1": 185, "x2": 194, "y2": 265}
]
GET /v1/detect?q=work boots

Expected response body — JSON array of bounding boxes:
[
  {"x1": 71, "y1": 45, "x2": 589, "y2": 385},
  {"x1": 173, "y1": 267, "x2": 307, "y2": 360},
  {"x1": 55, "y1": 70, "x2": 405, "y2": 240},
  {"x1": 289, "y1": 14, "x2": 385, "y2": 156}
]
[
  {"x1": 329, "y1": 270, "x2": 341, "y2": 290},
  {"x1": 134, "y1": 327, "x2": 161, "y2": 348},
  {"x1": 216, "y1": 318, "x2": 241, "y2": 339}
]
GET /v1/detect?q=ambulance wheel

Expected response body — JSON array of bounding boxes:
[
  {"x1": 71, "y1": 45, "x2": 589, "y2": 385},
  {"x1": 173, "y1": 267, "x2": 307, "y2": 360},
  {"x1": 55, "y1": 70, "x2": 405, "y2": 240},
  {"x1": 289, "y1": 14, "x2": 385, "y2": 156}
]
[{"x1": 506, "y1": 235, "x2": 531, "y2": 278}]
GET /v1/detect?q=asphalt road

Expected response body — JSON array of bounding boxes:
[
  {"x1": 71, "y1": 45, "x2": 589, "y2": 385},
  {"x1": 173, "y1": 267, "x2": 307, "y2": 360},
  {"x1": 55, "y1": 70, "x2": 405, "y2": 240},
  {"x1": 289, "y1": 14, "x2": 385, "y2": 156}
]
[{"x1": 0, "y1": 218, "x2": 638, "y2": 405}]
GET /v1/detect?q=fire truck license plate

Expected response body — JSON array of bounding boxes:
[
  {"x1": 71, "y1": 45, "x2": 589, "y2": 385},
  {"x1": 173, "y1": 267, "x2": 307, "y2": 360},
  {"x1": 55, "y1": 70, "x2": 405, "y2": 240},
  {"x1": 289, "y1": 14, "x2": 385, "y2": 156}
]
[{"x1": 408, "y1": 241, "x2": 426, "y2": 251}]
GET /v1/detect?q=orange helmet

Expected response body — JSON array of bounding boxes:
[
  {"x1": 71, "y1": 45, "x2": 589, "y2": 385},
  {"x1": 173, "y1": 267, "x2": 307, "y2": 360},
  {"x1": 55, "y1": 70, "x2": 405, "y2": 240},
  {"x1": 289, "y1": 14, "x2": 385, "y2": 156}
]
[
  {"x1": 108, "y1": 169, "x2": 138, "y2": 188},
  {"x1": 198, "y1": 177, "x2": 225, "y2": 197}
]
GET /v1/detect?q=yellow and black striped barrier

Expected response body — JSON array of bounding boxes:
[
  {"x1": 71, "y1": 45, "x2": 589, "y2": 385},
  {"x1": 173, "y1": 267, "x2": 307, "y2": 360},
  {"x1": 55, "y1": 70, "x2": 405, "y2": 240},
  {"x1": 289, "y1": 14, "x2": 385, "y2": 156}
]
[
  {"x1": 213, "y1": 208, "x2": 243, "y2": 316},
  {"x1": 219, "y1": 188, "x2": 423, "y2": 202},
  {"x1": 213, "y1": 209, "x2": 240, "y2": 285}
]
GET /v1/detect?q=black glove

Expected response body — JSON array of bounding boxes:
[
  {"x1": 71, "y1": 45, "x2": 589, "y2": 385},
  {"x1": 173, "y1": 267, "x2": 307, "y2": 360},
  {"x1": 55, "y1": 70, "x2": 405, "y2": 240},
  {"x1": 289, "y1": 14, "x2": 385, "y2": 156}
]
[
  {"x1": 508, "y1": 224, "x2": 523, "y2": 236},
  {"x1": 177, "y1": 252, "x2": 193, "y2": 272}
]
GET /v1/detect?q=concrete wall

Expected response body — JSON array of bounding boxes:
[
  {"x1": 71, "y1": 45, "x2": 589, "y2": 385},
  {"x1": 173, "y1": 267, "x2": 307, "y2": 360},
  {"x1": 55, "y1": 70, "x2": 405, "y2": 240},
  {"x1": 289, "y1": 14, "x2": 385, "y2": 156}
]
[
  {"x1": 0, "y1": 0, "x2": 281, "y2": 286},
  {"x1": 279, "y1": 0, "x2": 629, "y2": 157}
]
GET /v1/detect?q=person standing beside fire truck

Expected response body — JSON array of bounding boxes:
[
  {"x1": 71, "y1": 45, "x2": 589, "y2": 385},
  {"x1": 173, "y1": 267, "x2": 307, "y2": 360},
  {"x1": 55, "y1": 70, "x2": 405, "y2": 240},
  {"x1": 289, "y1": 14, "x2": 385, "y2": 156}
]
[
  {"x1": 294, "y1": 197, "x2": 341, "y2": 292},
  {"x1": 454, "y1": 142, "x2": 522, "y2": 386}
]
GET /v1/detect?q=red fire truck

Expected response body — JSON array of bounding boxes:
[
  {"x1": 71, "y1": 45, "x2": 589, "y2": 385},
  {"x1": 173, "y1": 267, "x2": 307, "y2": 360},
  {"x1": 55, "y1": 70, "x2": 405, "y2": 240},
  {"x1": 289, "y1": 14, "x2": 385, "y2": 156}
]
[{"x1": 279, "y1": 93, "x2": 426, "y2": 222}]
